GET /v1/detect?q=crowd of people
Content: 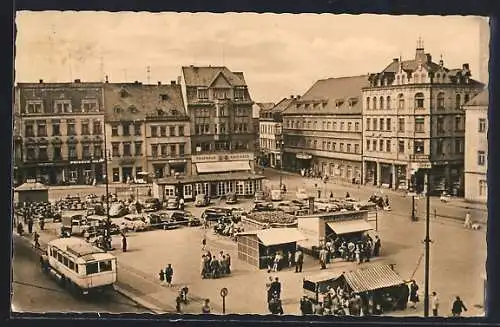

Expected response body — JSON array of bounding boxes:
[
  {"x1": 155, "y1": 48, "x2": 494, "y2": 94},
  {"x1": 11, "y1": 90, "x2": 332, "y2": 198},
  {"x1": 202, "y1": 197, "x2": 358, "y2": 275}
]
[
  {"x1": 317, "y1": 233, "x2": 381, "y2": 267},
  {"x1": 263, "y1": 248, "x2": 304, "y2": 273},
  {"x1": 201, "y1": 250, "x2": 232, "y2": 279}
]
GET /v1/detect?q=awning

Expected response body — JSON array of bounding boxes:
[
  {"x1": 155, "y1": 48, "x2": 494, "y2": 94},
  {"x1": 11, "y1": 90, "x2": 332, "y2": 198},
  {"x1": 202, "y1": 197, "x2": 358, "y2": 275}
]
[
  {"x1": 196, "y1": 161, "x2": 251, "y2": 174},
  {"x1": 327, "y1": 220, "x2": 374, "y2": 235},
  {"x1": 341, "y1": 264, "x2": 405, "y2": 293},
  {"x1": 237, "y1": 228, "x2": 306, "y2": 246},
  {"x1": 296, "y1": 153, "x2": 312, "y2": 160}
]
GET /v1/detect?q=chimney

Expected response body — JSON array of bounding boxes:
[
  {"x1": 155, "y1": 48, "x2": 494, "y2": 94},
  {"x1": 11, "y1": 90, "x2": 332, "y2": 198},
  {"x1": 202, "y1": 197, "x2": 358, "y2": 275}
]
[
  {"x1": 39, "y1": 79, "x2": 43, "y2": 83},
  {"x1": 296, "y1": 95, "x2": 301, "y2": 99},
  {"x1": 463, "y1": 63, "x2": 470, "y2": 71},
  {"x1": 157, "y1": 81, "x2": 162, "y2": 85},
  {"x1": 308, "y1": 197, "x2": 315, "y2": 215},
  {"x1": 393, "y1": 58, "x2": 399, "y2": 62},
  {"x1": 290, "y1": 95, "x2": 294, "y2": 99},
  {"x1": 74, "y1": 79, "x2": 81, "y2": 83},
  {"x1": 171, "y1": 80, "x2": 176, "y2": 85},
  {"x1": 105, "y1": 75, "x2": 109, "y2": 83},
  {"x1": 425, "y1": 54, "x2": 432, "y2": 63}
]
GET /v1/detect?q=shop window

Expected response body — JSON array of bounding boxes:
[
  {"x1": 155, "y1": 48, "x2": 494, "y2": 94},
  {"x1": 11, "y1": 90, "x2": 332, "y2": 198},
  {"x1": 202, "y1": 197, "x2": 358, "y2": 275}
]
[{"x1": 69, "y1": 170, "x2": 78, "y2": 183}]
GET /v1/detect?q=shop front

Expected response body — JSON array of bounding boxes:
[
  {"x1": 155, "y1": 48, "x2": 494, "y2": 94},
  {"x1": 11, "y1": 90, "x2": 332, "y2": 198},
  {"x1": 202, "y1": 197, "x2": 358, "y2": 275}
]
[{"x1": 236, "y1": 228, "x2": 306, "y2": 269}]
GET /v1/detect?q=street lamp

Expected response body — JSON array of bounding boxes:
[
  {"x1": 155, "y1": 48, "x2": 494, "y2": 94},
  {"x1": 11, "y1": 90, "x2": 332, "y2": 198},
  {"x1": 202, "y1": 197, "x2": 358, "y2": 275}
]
[
  {"x1": 102, "y1": 124, "x2": 113, "y2": 251},
  {"x1": 276, "y1": 139, "x2": 284, "y2": 192}
]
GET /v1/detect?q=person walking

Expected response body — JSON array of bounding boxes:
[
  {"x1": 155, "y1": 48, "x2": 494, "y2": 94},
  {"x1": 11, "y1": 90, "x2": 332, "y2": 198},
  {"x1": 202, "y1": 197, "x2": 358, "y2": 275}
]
[
  {"x1": 165, "y1": 264, "x2": 174, "y2": 287},
  {"x1": 409, "y1": 280, "x2": 420, "y2": 309},
  {"x1": 319, "y1": 247, "x2": 327, "y2": 269},
  {"x1": 451, "y1": 296, "x2": 467, "y2": 317},
  {"x1": 431, "y1": 291, "x2": 440, "y2": 316},
  {"x1": 202, "y1": 235, "x2": 207, "y2": 251},
  {"x1": 179, "y1": 197, "x2": 185, "y2": 210},
  {"x1": 270, "y1": 277, "x2": 282, "y2": 300},
  {"x1": 464, "y1": 212, "x2": 473, "y2": 229},
  {"x1": 266, "y1": 276, "x2": 274, "y2": 303},
  {"x1": 373, "y1": 236, "x2": 381, "y2": 257},
  {"x1": 159, "y1": 269, "x2": 165, "y2": 285},
  {"x1": 175, "y1": 293, "x2": 183, "y2": 313},
  {"x1": 201, "y1": 299, "x2": 211, "y2": 314},
  {"x1": 33, "y1": 231, "x2": 40, "y2": 249},
  {"x1": 27, "y1": 218, "x2": 33, "y2": 234},
  {"x1": 294, "y1": 248, "x2": 303, "y2": 273},
  {"x1": 122, "y1": 234, "x2": 127, "y2": 252},
  {"x1": 39, "y1": 217, "x2": 45, "y2": 231}
]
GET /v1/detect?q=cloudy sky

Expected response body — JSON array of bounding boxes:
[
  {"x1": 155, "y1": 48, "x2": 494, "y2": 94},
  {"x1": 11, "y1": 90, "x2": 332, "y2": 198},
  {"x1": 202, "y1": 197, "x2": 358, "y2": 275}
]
[{"x1": 15, "y1": 12, "x2": 488, "y2": 102}]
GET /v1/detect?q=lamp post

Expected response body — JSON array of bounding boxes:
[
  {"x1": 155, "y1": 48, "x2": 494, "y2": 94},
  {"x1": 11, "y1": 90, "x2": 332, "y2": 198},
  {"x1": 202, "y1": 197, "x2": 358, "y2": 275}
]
[
  {"x1": 423, "y1": 171, "x2": 431, "y2": 317},
  {"x1": 102, "y1": 124, "x2": 112, "y2": 251},
  {"x1": 276, "y1": 139, "x2": 284, "y2": 192}
]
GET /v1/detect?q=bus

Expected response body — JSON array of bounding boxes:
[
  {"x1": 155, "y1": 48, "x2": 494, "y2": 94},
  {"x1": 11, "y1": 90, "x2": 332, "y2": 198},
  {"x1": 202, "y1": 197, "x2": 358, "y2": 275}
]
[{"x1": 40, "y1": 237, "x2": 117, "y2": 295}]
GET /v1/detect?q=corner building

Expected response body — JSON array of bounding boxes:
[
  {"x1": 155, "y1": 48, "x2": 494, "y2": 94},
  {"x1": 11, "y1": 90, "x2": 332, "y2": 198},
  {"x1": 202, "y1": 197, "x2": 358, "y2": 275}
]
[{"x1": 362, "y1": 41, "x2": 484, "y2": 195}]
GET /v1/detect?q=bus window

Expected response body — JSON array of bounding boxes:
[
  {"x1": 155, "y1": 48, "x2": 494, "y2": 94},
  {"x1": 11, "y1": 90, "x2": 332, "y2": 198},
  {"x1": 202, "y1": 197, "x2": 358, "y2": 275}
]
[
  {"x1": 57, "y1": 253, "x2": 63, "y2": 263},
  {"x1": 99, "y1": 261, "x2": 112, "y2": 272},
  {"x1": 69, "y1": 261, "x2": 75, "y2": 270},
  {"x1": 63, "y1": 256, "x2": 69, "y2": 267},
  {"x1": 86, "y1": 262, "x2": 99, "y2": 275},
  {"x1": 75, "y1": 264, "x2": 79, "y2": 273}
]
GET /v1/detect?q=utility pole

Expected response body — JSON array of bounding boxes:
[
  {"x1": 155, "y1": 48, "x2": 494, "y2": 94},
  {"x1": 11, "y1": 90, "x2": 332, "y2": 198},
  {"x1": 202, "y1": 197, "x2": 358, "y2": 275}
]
[
  {"x1": 423, "y1": 171, "x2": 431, "y2": 317},
  {"x1": 277, "y1": 139, "x2": 284, "y2": 192},
  {"x1": 103, "y1": 120, "x2": 112, "y2": 251}
]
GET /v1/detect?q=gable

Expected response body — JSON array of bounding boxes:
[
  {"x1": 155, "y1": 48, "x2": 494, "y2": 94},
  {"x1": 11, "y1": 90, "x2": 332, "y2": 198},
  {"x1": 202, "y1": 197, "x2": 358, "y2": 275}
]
[{"x1": 209, "y1": 72, "x2": 232, "y2": 88}]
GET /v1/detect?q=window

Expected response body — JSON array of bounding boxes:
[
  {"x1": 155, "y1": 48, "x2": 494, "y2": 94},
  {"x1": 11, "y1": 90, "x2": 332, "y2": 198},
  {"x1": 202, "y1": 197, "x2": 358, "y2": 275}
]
[
  {"x1": 355, "y1": 122, "x2": 360, "y2": 131},
  {"x1": 347, "y1": 122, "x2": 352, "y2": 131},
  {"x1": 81, "y1": 121, "x2": 90, "y2": 135},
  {"x1": 122, "y1": 123, "x2": 131, "y2": 136},
  {"x1": 151, "y1": 126, "x2": 158, "y2": 137},
  {"x1": 464, "y1": 94, "x2": 470, "y2": 104},
  {"x1": 170, "y1": 145, "x2": 176, "y2": 156},
  {"x1": 134, "y1": 123, "x2": 141, "y2": 136},
  {"x1": 379, "y1": 140, "x2": 383, "y2": 152},
  {"x1": 198, "y1": 89, "x2": 208, "y2": 99},
  {"x1": 313, "y1": 121, "x2": 317, "y2": 129},
  {"x1": 169, "y1": 126, "x2": 176, "y2": 136},
  {"x1": 386, "y1": 118, "x2": 391, "y2": 131},
  {"x1": 414, "y1": 93, "x2": 425, "y2": 108},
  {"x1": 52, "y1": 122, "x2": 61, "y2": 136},
  {"x1": 26, "y1": 147, "x2": 35, "y2": 160},
  {"x1": 332, "y1": 122, "x2": 337, "y2": 130},
  {"x1": 92, "y1": 120, "x2": 102, "y2": 135},
  {"x1": 332, "y1": 142, "x2": 336, "y2": 151},
  {"x1": 179, "y1": 144, "x2": 185, "y2": 156},
  {"x1": 398, "y1": 118, "x2": 405, "y2": 132},
  {"x1": 379, "y1": 118, "x2": 384, "y2": 131},
  {"x1": 478, "y1": 151, "x2": 486, "y2": 166},
  {"x1": 69, "y1": 261, "x2": 75, "y2": 270},
  {"x1": 86, "y1": 262, "x2": 99, "y2": 275},
  {"x1": 314, "y1": 140, "x2": 317, "y2": 149},
  {"x1": 373, "y1": 119, "x2": 377, "y2": 131},
  {"x1": 151, "y1": 144, "x2": 158, "y2": 157},
  {"x1": 455, "y1": 94, "x2": 461, "y2": 109},
  {"x1": 479, "y1": 118, "x2": 486, "y2": 133},
  {"x1": 437, "y1": 92, "x2": 445, "y2": 109},
  {"x1": 347, "y1": 144, "x2": 351, "y2": 152},
  {"x1": 68, "y1": 145, "x2": 77, "y2": 159},
  {"x1": 27, "y1": 101, "x2": 43, "y2": 113},
  {"x1": 366, "y1": 139, "x2": 370, "y2": 151},
  {"x1": 479, "y1": 180, "x2": 487, "y2": 196},
  {"x1": 436, "y1": 139, "x2": 444, "y2": 155},
  {"x1": 455, "y1": 116, "x2": 463, "y2": 131},
  {"x1": 99, "y1": 261, "x2": 113, "y2": 272},
  {"x1": 398, "y1": 140, "x2": 405, "y2": 153},
  {"x1": 372, "y1": 140, "x2": 377, "y2": 151},
  {"x1": 39, "y1": 147, "x2": 48, "y2": 161},
  {"x1": 415, "y1": 117, "x2": 425, "y2": 133},
  {"x1": 82, "y1": 99, "x2": 98, "y2": 112},
  {"x1": 134, "y1": 141, "x2": 142, "y2": 156},
  {"x1": 436, "y1": 116, "x2": 445, "y2": 134},
  {"x1": 82, "y1": 144, "x2": 91, "y2": 158},
  {"x1": 112, "y1": 143, "x2": 120, "y2": 157},
  {"x1": 94, "y1": 144, "x2": 102, "y2": 158},
  {"x1": 455, "y1": 139, "x2": 464, "y2": 154},
  {"x1": 398, "y1": 94, "x2": 405, "y2": 109},
  {"x1": 386, "y1": 140, "x2": 391, "y2": 152},
  {"x1": 123, "y1": 142, "x2": 131, "y2": 156},
  {"x1": 340, "y1": 143, "x2": 344, "y2": 152},
  {"x1": 372, "y1": 97, "x2": 377, "y2": 110},
  {"x1": 160, "y1": 126, "x2": 167, "y2": 137},
  {"x1": 354, "y1": 144, "x2": 359, "y2": 153},
  {"x1": 179, "y1": 126, "x2": 185, "y2": 136},
  {"x1": 160, "y1": 144, "x2": 168, "y2": 156},
  {"x1": 37, "y1": 122, "x2": 47, "y2": 137},
  {"x1": 379, "y1": 97, "x2": 384, "y2": 110},
  {"x1": 414, "y1": 140, "x2": 425, "y2": 154},
  {"x1": 322, "y1": 141, "x2": 326, "y2": 150},
  {"x1": 67, "y1": 120, "x2": 76, "y2": 136},
  {"x1": 386, "y1": 96, "x2": 391, "y2": 110},
  {"x1": 366, "y1": 97, "x2": 370, "y2": 110},
  {"x1": 111, "y1": 125, "x2": 119, "y2": 136},
  {"x1": 53, "y1": 146, "x2": 62, "y2": 160},
  {"x1": 25, "y1": 124, "x2": 34, "y2": 137}
]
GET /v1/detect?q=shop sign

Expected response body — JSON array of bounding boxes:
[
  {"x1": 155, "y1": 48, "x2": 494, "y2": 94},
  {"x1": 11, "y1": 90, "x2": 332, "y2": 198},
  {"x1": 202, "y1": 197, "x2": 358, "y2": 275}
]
[
  {"x1": 70, "y1": 158, "x2": 105, "y2": 165},
  {"x1": 168, "y1": 159, "x2": 187, "y2": 164},
  {"x1": 296, "y1": 153, "x2": 312, "y2": 160},
  {"x1": 418, "y1": 163, "x2": 432, "y2": 169}
]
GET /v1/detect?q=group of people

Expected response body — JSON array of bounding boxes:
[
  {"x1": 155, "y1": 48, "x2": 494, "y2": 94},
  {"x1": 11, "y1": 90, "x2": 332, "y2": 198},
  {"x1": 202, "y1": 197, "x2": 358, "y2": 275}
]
[
  {"x1": 264, "y1": 248, "x2": 304, "y2": 273},
  {"x1": 318, "y1": 234, "x2": 381, "y2": 267},
  {"x1": 159, "y1": 263, "x2": 174, "y2": 287},
  {"x1": 201, "y1": 250, "x2": 232, "y2": 279},
  {"x1": 213, "y1": 219, "x2": 244, "y2": 239},
  {"x1": 302, "y1": 286, "x2": 367, "y2": 316}
]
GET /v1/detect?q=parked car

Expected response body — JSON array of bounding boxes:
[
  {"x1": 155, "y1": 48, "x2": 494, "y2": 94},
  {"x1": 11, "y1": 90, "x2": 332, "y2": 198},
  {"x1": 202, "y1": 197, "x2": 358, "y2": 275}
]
[
  {"x1": 143, "y1": 213, "x2": 167, "y2": 229},
  {"x1": 143, "y1": 197, "x2": 162, "y2": 212},
  {"x1": 225, "y1": 192, "x2": 238, "y2": 204},
  {"x1": 251, "y1": 201, "x2": 276, "y2": 212},
  {"x1": 194, "y1": 194, "x2": 210, "y2": 207},
  {"x1": 122, "y1": 214, "x2": 150, "y2": 232},
  {"x1": 109, "y1": 202, "x2": 128, "y2": 218},
  {"x1": 165, "y1": 197, "x2": 179, "y2": 210},
  {"x1": 201, "y1": 207, "x2": 233, "y2": 222},
  {"x1": 296, "y1": 188, "x2": 309, "y2": 201}
]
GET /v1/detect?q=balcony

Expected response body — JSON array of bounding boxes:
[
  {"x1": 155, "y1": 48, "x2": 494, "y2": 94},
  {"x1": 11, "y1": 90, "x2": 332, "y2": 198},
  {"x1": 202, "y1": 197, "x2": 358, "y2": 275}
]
[{"x1": 409, "y1": 154, "x2": 430, "y2": 161}]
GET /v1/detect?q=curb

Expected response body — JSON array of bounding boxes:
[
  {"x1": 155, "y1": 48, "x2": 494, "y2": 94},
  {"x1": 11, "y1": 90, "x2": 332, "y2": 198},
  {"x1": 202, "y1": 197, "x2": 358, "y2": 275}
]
[{"x1": 113, "y1": 284, "x2": 171, "y2": 314}]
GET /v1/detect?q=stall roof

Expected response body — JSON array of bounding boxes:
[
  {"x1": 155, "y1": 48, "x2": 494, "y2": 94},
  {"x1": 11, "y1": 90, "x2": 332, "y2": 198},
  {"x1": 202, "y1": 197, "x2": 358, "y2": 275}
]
[
  {"x1": 341, "y1": 264, "x2": 404, "y2": 293},
  {"x1": 327, "y1": 219, "x2": 374, "y2": 235},
  {"x1": 14, "y1": 182, "x2": 48, "y2": 191},
  {"x1": 237, "y1": 228, "x2": 306, "y2": 246},
  {"x1": 196, "y1": 161, "x2": 251, "y2": 174},
  {"x1": 305, "y1": 271, "x2": 342, "y2": 284}
]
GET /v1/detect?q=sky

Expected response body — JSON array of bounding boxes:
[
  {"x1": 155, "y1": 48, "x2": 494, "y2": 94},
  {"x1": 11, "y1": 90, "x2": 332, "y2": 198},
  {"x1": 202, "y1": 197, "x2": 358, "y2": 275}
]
[{"x1": 15, "y1": 12, "x2": 488, "y2": 103}]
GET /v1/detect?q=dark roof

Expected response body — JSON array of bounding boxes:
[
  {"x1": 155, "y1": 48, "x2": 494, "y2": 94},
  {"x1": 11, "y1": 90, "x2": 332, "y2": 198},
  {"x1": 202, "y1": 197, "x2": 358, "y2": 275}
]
[
  {"x1": 15, "y1": 182, "x2": 48, "y2": 191},
  {"x1": 465, "y1": 88, "x2": 488, "y2": 107},
  {"x1": 341, "y1": 264, "x2": 405, "y2": 293},
  {"x1": 104, "y1": 83, "x2": 185, "y2": 121},
  {"x1": 256, "y1": 102, "x2": 275, "y2": 111},
  {"x1": 182, "y1": 66, "x2": 247, "y2": 87},
  {"x1": 382, "y1": 59, "x2": 442, "y2": 74},
  {"x1": 272, "y1": 98, "x2": 295, "y2": 113},
  {"x1": 283, "y1": 75, "x2": 369, "y2": 115}
]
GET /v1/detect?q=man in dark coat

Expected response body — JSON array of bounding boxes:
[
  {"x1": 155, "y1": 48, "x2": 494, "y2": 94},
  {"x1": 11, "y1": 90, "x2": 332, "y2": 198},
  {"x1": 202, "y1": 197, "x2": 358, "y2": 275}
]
[
  {"x1": 373, "y1": 236, "x2": 381, "y2": 257},
  {"x1": 27, "y1": 218, "x2": 33, "y2": 234},
  {"x1": 270, "y1": 277, "x2": 281, "y2": 299},
  {"x1": 122, "y1": 234, "x2": 127, "y2": 252},
  {"x1": 451, "y1": 296, "x2": 467, "y2": 317},
  {"x1": 165, "y1": 264, "x2": 174, "y2": 287}
]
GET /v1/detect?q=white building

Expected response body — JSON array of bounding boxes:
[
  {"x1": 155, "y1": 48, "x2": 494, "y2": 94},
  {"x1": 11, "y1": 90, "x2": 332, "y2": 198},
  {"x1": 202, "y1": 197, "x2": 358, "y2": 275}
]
[{"x1": 464, "y1": 88, "x2": 488, "y2": 203}]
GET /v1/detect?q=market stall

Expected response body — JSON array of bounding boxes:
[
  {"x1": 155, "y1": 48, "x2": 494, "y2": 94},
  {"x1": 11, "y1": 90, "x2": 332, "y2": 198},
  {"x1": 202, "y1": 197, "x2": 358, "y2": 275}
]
[
  {"x1": 14, "y1": 181, "x2": 49, "y2": 203},
  {"x1": 236, "y1": 228, "x2": 306, "y2": 269}
]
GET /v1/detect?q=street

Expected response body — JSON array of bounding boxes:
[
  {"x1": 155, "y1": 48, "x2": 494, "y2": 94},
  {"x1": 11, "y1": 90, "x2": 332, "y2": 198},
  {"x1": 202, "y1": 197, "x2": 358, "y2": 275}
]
[{"x1": 11, "y1": 234, "x2": 151, "y2": 314}]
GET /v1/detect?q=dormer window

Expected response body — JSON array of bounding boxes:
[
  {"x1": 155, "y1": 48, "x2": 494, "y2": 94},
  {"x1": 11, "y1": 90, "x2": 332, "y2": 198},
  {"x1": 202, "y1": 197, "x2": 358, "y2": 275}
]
[
  {"x1": 26, "y1": 100, "x2": 43, "y2": 114},
  {"x1": 129, "y1": 106, "x2": 138, "y2": 113},
  {"x1": 82, "y1": 99, "x2": 99, "y2": 112},
  {"x1": 54, "y1": 100, "x2": 71, "y2": 113},
  {"x1": 120, "y1": 89, "x2": 129, "y2": 98},
  {"x1": 160, "y1": 94, "x2": 168, "y2": 101},
  {"x1": 114, "y1": 106, "x2": 122, "y2": 114},
  {"x1": 335, "y1": 100, "x2": 344, "y2": 108}
]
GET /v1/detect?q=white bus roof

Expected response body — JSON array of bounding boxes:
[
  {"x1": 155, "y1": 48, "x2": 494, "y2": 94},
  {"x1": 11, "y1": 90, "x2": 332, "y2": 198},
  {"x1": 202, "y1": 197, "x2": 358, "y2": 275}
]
[{"x1": 48, "y1": 237, "x2": 116, "y2": 263}]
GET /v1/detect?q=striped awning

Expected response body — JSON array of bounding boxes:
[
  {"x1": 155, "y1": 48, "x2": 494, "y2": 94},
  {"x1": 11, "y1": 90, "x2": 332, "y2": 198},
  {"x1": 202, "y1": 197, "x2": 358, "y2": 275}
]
[
  {"x1": 341, "y1": 264, "x2": 405, "y2": 293},
  {"x1": 196, "y1": 161, "x2": 250, "y2": 174}
]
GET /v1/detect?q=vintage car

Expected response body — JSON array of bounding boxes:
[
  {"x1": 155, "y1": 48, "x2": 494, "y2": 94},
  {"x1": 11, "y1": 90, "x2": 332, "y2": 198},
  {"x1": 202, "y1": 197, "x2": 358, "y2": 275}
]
[
  {"x1": 165, "y1": 197, "x2": 179, "y2": 210},
  {"x1": 121, "y1": 214, "x2": 150, "y2": 232},
  {"x1": 251, "y1": 201, "x2": 276, "y2": 213},
  {"x1": 143, "y1": 197, "x2": 162, "y2": 212},
  {"x1": 194, "y1": 194, "x2": 210, "y2": 207},
  {"x1": 225, "y1": 192, "x2": 238, "y2": 204},
  {"x1": 201, "y1": 207, "x2": 233, "y2": 222}
]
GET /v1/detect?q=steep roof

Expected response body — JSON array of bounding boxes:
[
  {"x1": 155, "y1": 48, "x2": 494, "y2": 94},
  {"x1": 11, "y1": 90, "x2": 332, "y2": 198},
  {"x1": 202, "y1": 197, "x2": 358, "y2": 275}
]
[
  {"x1": 182, "y1": 66, "x2": 247, "y2": 87},
  {"x1": 465, "y1": 88, "x2": 488, "y2": 107},
  {"x1": 104, "y1": 83, "x2": 185, "y2": 121},
  {"x1": 272, "y1": 98, "x2": 295, "y2": 113},
  {"x1": 283, "y1": 75, "x2": 369, "y2": 115},
  {"x1": 256, "y1": 102, "x2": 275, "y2": 111},
  {"x1": 382, "y1": 59, "x2": 442, "y2": 74}
]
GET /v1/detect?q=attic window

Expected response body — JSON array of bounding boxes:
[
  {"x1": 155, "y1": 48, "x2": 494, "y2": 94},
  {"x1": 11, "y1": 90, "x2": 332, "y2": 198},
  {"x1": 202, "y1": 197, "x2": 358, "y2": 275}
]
[
  {"x1": 157, "y1": 108, "x2": 164, "y2": 116},
  {"x1": 120, "y1": 89, "x2": 128, "y2": 98},
  {"x1": 335, "y1": 100, "x2": 344, "y2": 108},
  {"x1": 129, "y1": 106, "x2": 138, "y2": 113},
  {"x1": 160, "y1": 94, "x2": 168, "y2": 101},
  {"x1": 170, "y1": 109, "x2": 178, "y2": 115},
  {"x1": 114, "y1": 106, "x2": 122, "y2": 114},
  {"x1": 349, "y1": 98, "x2": 358, "y2": 108}
]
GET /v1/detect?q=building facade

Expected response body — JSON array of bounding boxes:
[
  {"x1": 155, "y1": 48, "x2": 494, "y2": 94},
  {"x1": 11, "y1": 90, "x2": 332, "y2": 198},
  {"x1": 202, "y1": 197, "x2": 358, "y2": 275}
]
[
  {"x1": 176, "y1": 65, "x2": 262, "y2": 198},
  {"x1": 464, "y1": 89, "x2": 488, "y2": 203},
  {"x1": 16, "y1": 80, "x2": 105, "y2": 185},
  {"x1": 362, "y1": 40, "x2": 484, "y2": 194},
  {"x1": 282, "y1": 76, "x2": 368, "y2": 183},
  {"x1": 259, "y1": 97, "x2": 294, "y2": 168}
]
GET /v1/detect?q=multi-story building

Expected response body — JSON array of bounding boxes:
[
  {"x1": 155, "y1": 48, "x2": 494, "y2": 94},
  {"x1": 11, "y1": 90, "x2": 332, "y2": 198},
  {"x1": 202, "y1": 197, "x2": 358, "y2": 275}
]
[
  {"x1": 362, "y1": 40, "x2": 484, "y2": 194},
  {"x1": 253, "y1": 102, "x2": 275, "y2": 163},
  {"x1": 259, "y1": 97, "x2": 295, "y2": 168},
  {"x1": 464, "y1": 88, "x2": 488, "y2": 203},
  {"x1": 163, "y1": 65, "x2": 264, "y2": 198},
  {"x1": 144, "y1": 81, "x2": 191, "y2": 179},
  {"x1": 104, "y1": 82, "x2": 147, "y2": 183},
  {"x1": 282, "y1": 76, "x2": 368, "y2": 183},
  {"x1": 16, "y1": 79, "x2": 105, "y2": 185}
]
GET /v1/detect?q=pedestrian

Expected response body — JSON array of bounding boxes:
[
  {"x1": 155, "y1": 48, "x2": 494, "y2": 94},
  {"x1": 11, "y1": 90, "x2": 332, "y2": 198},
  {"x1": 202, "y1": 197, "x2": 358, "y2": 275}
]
[
  {"x1": 201, "y1": 299, "x2": 211, "y2": 314},
  {"x1": 39, "y1": 218, "x2": 45, "y2": 231},
  {"x1": 27, "y1": 218, "x2": 33, "y2": 234},
  {"x1": 451, "y1": 296, "x2": 467, "y2": 317},
  {"x1": 431, "y1": 291, "x2": 439, "y2": 317},
  {"x1": 317, "y1": 189, "x2": 321, "y2": 198},
  {"x1": 226, "y1": 253, "x2": 231, "y2": 274},
  {"x1": 409, "y1": 280, "x2": 419, "y2": 309},
  {"x1": 165, "y1": 264, "x2": 173, "y2": 287},
  {"x1": 346, "y1": 192, "x2": 350, "y2": 198},
  {"x1": 159, "y1": 269, "x2": 165, "y2": 285},
  {"x1": 464, "y1": 212, "x2": 473, "y2": 229},
  {"x1": 319, "y1": 247, "x2": 327, "y2": 269},
  {"x1": 33, "y1": 231, "x2": 40, "y2": 249},
  {"x1": 179, "y1": 197, "x2": 185, "y2": 210},
  {"x1": 329, "y1": 191, "x2": 334, "y2": 198},
  {"x1": 122, "y1": 234, "x2": 127, "y2": 252},
  {"x1": 373, "y1": 236, "x2": 381, "y2": 257},
  {"x1": 270, "y1": 277, "x2": 282, "y2": 300},
  {"x1": 175, "y1": 294, "x2": 182, "y2": 313},
  {"x1": 202, "y1": 236, "x2": 207, "y2": 251}
]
